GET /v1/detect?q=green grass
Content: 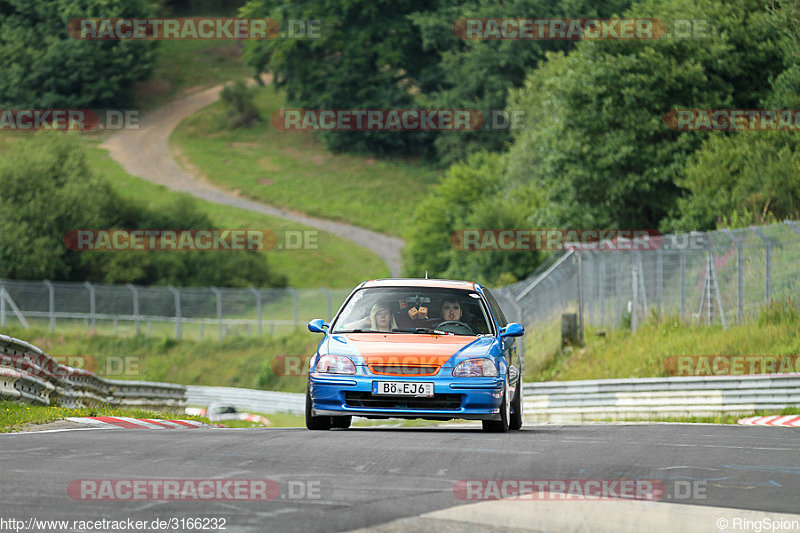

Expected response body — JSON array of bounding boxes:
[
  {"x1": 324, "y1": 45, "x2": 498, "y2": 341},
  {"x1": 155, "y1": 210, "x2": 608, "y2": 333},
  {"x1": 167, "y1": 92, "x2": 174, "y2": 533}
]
[
  {"x1": 171, "y1": 85, "x2": 443, "y2": 236},
  {"x1": 85, "y1": 141, "x2": 389, "y2": 287},
  {"x1": 134, "y1": 40, "x2": 251, "y2": 111},
  {"x1": 528, "y1": 300, "x2": 800, "y2": 382},
  {"x1": 0, "y1": 402, "x2": 209, "y2": 433},
  {"x1": 212, "y1": 411, "x2": 306, "y2": 428}
]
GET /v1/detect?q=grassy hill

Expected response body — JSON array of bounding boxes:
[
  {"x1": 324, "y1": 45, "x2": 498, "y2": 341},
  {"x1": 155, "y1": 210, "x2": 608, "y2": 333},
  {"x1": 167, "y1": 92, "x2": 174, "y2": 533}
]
[{"x1": 171, "y1": 86, "x2": 443, "y2": 236}]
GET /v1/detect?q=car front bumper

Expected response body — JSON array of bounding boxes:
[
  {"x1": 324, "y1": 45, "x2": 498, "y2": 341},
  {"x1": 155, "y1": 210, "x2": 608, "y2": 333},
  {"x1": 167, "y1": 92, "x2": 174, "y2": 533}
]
[{"x1": 308, "y1": 372, "x2": 505, "y2": 420}]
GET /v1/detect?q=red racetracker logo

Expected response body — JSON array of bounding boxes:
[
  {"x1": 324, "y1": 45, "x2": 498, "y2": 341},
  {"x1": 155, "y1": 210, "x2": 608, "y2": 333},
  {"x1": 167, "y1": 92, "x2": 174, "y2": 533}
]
[
  {"x1": 454, "y1": 479, "x2": 666, "y2": 501},
  {"x1": 272, "y1": 355, "x2": 314, "y2": 377},
  {"x1": 454, "y1": 18, "x2": 664, "y2": 40},
  {"x1": 68, "y1": 18, "x2": 282, "y2": 40},
  {"x1": 664, "y1": 109, "x2": 800, "y2": 131},
  {"x1": 271, "y1": 109, "x2": 483, "y2": 131},
  {"x1": 450, "y1": 229, "x2": 662, "y2": 251}
]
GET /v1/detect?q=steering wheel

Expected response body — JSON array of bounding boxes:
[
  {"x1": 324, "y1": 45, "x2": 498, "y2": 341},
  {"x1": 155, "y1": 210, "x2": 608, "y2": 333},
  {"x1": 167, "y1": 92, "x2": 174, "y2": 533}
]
[{"x1": 436, "y1": 320, "x2": 475, "y2": 335}]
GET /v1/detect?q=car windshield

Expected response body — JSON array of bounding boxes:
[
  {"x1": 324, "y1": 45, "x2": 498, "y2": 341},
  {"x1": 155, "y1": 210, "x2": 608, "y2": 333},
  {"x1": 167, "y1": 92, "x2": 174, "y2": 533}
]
[{"x1": 331, "y1": 287, "x2": 493, "y2": 336}]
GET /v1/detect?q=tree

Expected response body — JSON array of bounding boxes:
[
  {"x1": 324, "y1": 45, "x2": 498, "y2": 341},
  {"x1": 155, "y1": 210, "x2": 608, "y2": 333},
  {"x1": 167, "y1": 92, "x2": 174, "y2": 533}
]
[
  {"x1": 0, "y1": 134, "x2": 286, "y2": 287},
  {"x1": 502, "y1": 0, "x2": 786, "y2": 231},
  {"x1": 410, "y1": 0, "x2": 633, "y2": 164},
  {"x1": 241, "y1": 0, "x2": 440, "y2": 156},
  {"x1": 403, "y1": 152, "x2": 541, "y2": 285},
  {"x1": 0, "y1": 0, "x2": 158, "y2": 108}
]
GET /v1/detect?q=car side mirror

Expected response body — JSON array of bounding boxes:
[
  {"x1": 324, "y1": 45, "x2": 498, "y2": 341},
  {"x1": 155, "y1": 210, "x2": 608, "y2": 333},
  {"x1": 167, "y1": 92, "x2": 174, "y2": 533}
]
[
  {"x1": 308, "y1": 319, "x2": 329, "y2": 333},
  {"x1": 500, "y1": 323, "x2": 524, "y2": 338}
]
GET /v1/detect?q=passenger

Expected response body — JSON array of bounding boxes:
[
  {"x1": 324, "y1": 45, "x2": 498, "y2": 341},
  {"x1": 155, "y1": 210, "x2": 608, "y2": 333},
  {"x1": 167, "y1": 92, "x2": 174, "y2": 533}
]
[{"x1": 344, "y1": 303, "x2": 398, "y2": 332}]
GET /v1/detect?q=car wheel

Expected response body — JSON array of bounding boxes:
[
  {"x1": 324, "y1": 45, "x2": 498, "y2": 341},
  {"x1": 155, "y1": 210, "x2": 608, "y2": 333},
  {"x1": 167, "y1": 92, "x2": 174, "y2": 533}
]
[
  {"x1": 509, "y1": 376, "x2": 523, "y2": 431},
  {"x1": 331, "y1": 416, "x2": 352, "y2": 429},
  {"x1": 305, "y1": 386, "x2": 331, "y2": 431},
  {"x1": 482, "y1": 378, "x2": 510, "y2": 433}
]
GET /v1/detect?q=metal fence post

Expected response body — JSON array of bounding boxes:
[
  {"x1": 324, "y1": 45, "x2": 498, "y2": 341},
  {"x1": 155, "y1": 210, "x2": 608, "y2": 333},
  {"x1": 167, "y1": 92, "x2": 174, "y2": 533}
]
[
  {"x1": 321, "y1": 288, "x2": 332, "y2": 321},
  {"x1": 752, "y1": 227, "x2": 772, "y2": 304},
  {"x1": 680, "y1": 249, "x2": 686, "y2": 321},
  {"x1": 723, "y1": 229, "x2": 743, "y2": 324},
  {"x1": 84, "y1": 281, "x2": 96, "y2": 330},
  {"x1": 576, "y1": 252, "x2": 584, "y2": 343},
  {"x1": 250, "y1": 288, "x2": 262, "y2": 335},
  {"x1": 211, "y1": 287, "x2": 223, "y2": 340},
  {"x1": 287, "y1": 288, "x2": 299, "y2": 328},
  {"x1": 631, "y1": 257, "x2": 638, "y2": 331},
  {"x1": 43, "y1": 280, "x2": 55, "y2": 331},
  {"x1": 168, "y1": 286, "x2": 182, "y2": 339},
  {"x1": 656, "y1": 248, "x2": 663, "y2": 316},
  {"x1": 127, "y1": 284, "x2": 140, "y2": 334},
  {"x1": 615, "y1": 253, "x2": 621, "y2": 327},
  {"x1": 0, "y1": 285, "x2": 5, "y2": 327}
]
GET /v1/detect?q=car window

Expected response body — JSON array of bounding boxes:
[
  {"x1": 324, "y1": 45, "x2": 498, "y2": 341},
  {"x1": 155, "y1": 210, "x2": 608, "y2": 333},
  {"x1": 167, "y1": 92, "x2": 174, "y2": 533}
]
[
  {"x1": 483, "y1": 289, "x2": 508, "y2": 327},
  {"x1": 331, "y1": 287, "x2": 493, "y2": 335}
]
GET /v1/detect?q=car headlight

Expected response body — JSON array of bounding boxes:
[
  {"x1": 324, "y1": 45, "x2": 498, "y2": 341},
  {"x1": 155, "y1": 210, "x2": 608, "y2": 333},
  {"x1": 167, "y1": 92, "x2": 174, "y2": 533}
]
[
  {"x1": 315, "y1": 354, "x2": 356, "y2": 375},
  {"x1": 452, "y1": 358, "x2": 499, "y2": 377}
]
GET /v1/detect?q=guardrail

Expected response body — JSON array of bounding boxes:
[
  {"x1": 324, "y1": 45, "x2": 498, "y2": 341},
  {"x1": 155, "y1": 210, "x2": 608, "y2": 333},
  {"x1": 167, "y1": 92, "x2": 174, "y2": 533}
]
[
  {"x1": 523, "y1": 374, "x2": 800, "y2": 422},
  {"x1": 0, "y1": 333, "x2": 186, "y2": 411},
  {"x1": 185, "y1": 385, "x2": 304, "y2": 415}
]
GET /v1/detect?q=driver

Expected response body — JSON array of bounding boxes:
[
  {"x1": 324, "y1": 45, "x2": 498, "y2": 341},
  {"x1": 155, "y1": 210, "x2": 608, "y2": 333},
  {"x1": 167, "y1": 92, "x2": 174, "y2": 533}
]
[{"x1": 440, "y1": 299, "x2": 462, "y2": 322}]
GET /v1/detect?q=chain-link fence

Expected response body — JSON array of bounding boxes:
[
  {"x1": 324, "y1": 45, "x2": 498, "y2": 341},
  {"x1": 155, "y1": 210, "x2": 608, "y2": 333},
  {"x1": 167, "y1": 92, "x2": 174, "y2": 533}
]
[
  {"x1": 493, "y1": 221, "x2": 800, "y2": 374},
  {"x1": 2, "y1": 221, "x2": 798, "y2": 350},
  {"x1": 0, "y1": 280, "x2": 352, "y2": 340}
]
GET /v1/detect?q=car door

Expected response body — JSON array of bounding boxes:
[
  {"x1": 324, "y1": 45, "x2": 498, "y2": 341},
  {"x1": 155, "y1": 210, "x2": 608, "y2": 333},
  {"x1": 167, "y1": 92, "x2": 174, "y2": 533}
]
[{"x1": 483, "y1": 289, "x2": 521, "y2": 390}]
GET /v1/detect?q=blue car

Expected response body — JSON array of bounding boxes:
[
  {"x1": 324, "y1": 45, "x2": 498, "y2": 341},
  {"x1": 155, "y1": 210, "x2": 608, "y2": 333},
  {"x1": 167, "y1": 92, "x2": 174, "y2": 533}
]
[{"x1": 305, "y1": 278, "x2": 524, "y2": 432}]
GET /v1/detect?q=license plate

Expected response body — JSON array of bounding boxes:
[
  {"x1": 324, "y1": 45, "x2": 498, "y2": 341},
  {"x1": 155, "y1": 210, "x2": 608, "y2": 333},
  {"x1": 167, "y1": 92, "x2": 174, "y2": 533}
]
[{"x1": 372, "y1": 381, "x2": 434, "y2": 397}]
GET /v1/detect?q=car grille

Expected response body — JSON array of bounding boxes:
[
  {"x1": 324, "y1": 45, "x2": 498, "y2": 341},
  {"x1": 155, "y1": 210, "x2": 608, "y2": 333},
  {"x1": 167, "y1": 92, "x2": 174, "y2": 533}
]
[
  {"x1": 370, "y1": 365, "x2": 440, "y2": 376},
  {"x1": 344, "y1": 391, "x2": 462, "y2": 410}
]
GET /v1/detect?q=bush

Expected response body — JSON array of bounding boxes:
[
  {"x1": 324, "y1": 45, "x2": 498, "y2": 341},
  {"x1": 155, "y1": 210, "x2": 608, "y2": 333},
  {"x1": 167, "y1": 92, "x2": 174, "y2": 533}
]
[
  {"x1": 0, "y1": 134, "x2": 285, "y2": 287},
  {"x1": 219, "y1": 80, "x2": 262, "y2": 128}
]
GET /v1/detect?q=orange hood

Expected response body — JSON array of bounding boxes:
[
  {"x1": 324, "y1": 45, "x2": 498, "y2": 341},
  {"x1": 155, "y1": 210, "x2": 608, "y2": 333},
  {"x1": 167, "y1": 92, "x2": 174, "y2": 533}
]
[{"x1": 328, "y1": 333, "x2": 490, "y2": 367}]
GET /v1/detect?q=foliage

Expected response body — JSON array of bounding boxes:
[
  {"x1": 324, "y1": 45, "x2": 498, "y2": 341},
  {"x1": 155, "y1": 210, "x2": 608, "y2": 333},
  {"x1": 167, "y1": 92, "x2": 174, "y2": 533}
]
[
  {"x1": 0, "y1": 0, "x2": 158, "y2": 107},
  {"x1": 402, "y1": 151, "x2": 541, "y2": 285},
  {"x1": 410, "y1": 0, "x2": 633, "y2": 164},
  {"x1": 241, "y1": 0, "x2": 439, "y2": 156},
  {"x1": 503, "y1": 0, "x2": 786, "y2": 232},
  {"x1": 664, "y1": 131, "x2": 800, "y2": 232},
  {"x1": 0, "y1": 134, "x2": 285, "y2": 287},
  {"x1": 219, "y1": 79, "x2": 262, "y2": 128}
]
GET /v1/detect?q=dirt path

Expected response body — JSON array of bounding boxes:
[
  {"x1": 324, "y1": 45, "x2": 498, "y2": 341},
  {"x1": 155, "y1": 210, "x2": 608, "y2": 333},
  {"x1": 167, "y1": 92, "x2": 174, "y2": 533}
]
[{"x1": 101, "y1": 85, "x2": 404, "y2": 276}]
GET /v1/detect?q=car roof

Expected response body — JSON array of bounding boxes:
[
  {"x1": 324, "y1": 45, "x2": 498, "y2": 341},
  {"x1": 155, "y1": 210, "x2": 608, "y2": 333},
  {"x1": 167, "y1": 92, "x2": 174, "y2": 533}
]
[{"x1": 361, "y1": 278, "x2": 479, "y2": 290}]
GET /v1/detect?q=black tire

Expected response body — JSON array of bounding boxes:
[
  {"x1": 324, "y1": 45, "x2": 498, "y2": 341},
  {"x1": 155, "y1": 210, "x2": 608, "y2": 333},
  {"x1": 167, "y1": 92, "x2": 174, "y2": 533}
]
[
  {"x1": 331, "y1": 416, "x2": 352, "y2": 429},
  {"x1": 509, "y1": 376, "x2": 523, "y2": 431},
  {"x1": 482, "y1": 378, "x2": 510, "y2": 433},
  {"x1": 305, "y1": 386, "x2": 331, "y2": 430}
]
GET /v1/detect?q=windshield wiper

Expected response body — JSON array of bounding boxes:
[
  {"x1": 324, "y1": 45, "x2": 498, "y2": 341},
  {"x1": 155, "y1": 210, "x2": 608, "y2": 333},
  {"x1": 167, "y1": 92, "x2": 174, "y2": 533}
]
[
  {"x1": 335, "y1": 329, "x2": 403, "y2": 334},
  {"x1": 392, "y1": 327, "x2": 449, "y2": 335}
]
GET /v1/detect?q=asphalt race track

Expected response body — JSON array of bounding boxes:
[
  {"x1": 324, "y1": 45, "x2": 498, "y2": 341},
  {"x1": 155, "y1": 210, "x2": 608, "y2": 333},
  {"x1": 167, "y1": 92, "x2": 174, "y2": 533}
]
[{"x1": 2, "y1": 424, "x2": 799, "y2": 532}]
